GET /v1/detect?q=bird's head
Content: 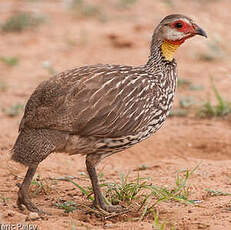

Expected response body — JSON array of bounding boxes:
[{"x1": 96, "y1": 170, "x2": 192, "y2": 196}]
[{"x1": 153, "y1": 14, "x2": 207, "y2": 61}]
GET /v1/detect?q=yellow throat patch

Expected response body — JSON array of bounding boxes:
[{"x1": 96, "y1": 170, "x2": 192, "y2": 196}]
[{"x1": 161, "y1": 40, "x2": 180, "y2": 61}]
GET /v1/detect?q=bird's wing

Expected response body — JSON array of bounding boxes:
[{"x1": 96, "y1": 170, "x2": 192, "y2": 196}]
[{"x1": 20, "y1": 64, "x2": 159, "y2": 138}]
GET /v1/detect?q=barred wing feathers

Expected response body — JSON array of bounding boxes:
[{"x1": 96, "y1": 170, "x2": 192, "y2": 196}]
[{"x1": 20, "y1": 65, "x2": 158, "y2": 138}]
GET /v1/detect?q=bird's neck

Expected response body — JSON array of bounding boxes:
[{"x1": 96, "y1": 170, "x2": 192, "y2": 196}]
[
  {"x1": 145, "y1": 38, "x2": 179, "y2": 72},
  {"x1": 161, "y1": 40, "x2": 180, "y2": 62}
]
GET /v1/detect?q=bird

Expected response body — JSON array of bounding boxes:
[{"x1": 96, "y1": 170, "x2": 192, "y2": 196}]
[{"x1": 11, "y1": 14, "x2": 207, "y2": 214}]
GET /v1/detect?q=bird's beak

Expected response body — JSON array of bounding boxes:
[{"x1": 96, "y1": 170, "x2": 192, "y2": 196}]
[{"x1": 193, "y1": 23, "x2": 207, "y2": 38}]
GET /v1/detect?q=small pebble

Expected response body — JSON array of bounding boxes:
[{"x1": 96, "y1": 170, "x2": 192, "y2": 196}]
[
  {"x1": 104, "y1": 223, "x2": 113, "y2": 228},
  {"x1": 27, "y1": 212, "x2": 40, "y2": 221},
  {"x1": 7, "y1": 210, "x2": 15, "y2": 217}
]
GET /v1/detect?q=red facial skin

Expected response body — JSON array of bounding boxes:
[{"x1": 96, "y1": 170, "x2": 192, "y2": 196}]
[{"x1": 167, "y1": 20, "x2": 196, "y2": 45}]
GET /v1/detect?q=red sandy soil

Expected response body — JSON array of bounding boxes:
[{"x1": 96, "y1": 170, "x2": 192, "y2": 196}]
[{"x1": 0, "y1": 0, "x2": 231, "y2": 229}]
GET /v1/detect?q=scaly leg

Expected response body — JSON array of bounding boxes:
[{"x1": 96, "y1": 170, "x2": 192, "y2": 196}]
[
  {"x1": 17, "y1": 165, "x2": 43, "y2": 214},
  {"x1": 86, "y1": 154, "x2": 124, "y2": 213}
]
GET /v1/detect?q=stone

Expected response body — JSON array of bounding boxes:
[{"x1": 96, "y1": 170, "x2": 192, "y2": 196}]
[{"x1": 27, "y1": 212, "x2": 40, "y2": 221}]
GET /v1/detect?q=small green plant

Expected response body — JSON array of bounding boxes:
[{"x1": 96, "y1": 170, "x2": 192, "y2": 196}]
[
  {"x1": 65, "y1": 166, "x2": 198, "y2": 219},
  {"x1": 105, "y1": 173, "x2": 150, "y2": 205},
  {"x1": 205, "y1": 189, "x2": 231, "y2": 197},
  {"x1": 118, "y1": 0, "x2": 138, "y2": 8},
  {"x1": 138, "y1": 165, "x2": 199, "y2": 219},
  {"x1": 179, "y1": 96, "x2": 196, "y2": 108},
  {"x1": 31, "y1": 174, "x2": 52, "y2": 196},
  {"x1": 169, "y1": 108, "x2": 188, "y2": 117},
  {"x1": 3, "y1": 103, "x2": 24, "y2": 117},
  {"x1": 56, "y1": 200, "x2": 78, "y2": 213},
  {"x1": 198, "y1": 77, "x2": 231, "y2": 117},
  {"x1": 189, "y1": 84, "x2": 204, "y2": 91},
  {"x1": 65, "y1": 171, "x2": 105, "y2": 202},
  {"x1": 70, "y1": 0, "x2": 106, "y2": 21},
  {"x1": 0, "y1": 56, "x2": 19, "y2": 67},
  {"x1": 0, "y1": 81, "x2": 8, "y2": 92},
  {"x1": 152, "y1": 212, "x2": 166, "y2": 230},
  {"x1": 149, "y1": 170, "x2": 195, "y2": 206},
  {"x1": 1, "y1": 12, "x2": 45, "y2": 32},
  {"x1": 67, "y1": 178, "x2": 94, "y2": 201},
  {"x1": 174, "y1": 168, "x2": 195, "y2": 200},
  {"x1": 177, "y1": 78, "x2": 191, "y2": 88},
  {"x1": 1, "y1": 194, "x2": 11, "y2": 205},
  {"x1": 162, "y1": 0, "x2": 175, "y2": 9}
]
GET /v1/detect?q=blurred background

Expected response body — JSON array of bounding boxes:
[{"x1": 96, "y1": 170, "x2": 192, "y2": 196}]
[
  {"x1": 0, "y1": 0, "x2": 230, "y2": 121},
  {"x1": 0, "y1": 0, "x2": 231, "y2": 229}
]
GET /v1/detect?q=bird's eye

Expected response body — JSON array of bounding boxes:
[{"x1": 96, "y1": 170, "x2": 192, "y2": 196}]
[{"x1": 174, "y1": 22, "x2": 183, "y2": 29}]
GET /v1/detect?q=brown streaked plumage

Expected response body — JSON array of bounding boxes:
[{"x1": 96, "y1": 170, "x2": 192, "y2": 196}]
[{"x1": 12, "y1": 14, "x2": 207, "y2": 214}]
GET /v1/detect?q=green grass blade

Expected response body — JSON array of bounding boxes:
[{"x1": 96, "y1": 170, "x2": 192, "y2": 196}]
[
  {"x1": 210, "y1": 76, "x2": 225, "y2": 112},
  {"x1": 68, "y1": 179, "x2": 94, "y2": 201}
]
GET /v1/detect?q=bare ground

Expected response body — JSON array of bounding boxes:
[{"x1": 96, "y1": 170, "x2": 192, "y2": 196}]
[{"x1": 0, "y1": 0, "x2": 231, "y2": 229}]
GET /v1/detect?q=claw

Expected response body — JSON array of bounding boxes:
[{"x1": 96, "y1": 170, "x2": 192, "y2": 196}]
[
  {"x1": 16, "y1": 166, "x2": 46, "y2": 214},
  {"x1": 17, "y1": 191, "x2": 44, "y2": 214},
  {"x1": 104, "y1": 205, "x2": 126, "y2": 213}
]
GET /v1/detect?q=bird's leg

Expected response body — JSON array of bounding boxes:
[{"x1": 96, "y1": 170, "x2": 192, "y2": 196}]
[
  {"x1": 17, "y1": 165, "x2": 43, "y2": 214},
  {"x1": 86, "y1": 154, "x2": 124, "y2": 213}
]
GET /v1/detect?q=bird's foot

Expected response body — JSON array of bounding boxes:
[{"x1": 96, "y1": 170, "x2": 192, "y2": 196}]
[
  {"x1": 93, "y1": 200, "x2": 126, "y2": 213},
  {"x1": 17, "y1": 190, "x2": 44, "y2": 215},
  {"x1": 104, "y1": 204, "x2": 126, "y2": 213}
]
